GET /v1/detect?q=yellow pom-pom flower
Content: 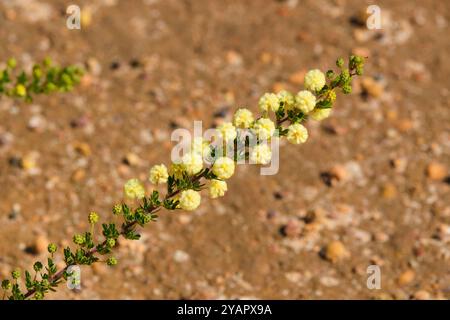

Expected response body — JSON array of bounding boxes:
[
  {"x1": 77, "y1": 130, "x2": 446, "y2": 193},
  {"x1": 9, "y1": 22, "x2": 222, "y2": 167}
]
[
  {"x1": 191, "y1": 137, "x2": 211, "y2": 159},
  {"x1": 259, "y1": 93, "x2": 280, "y2": 113},
  {"x1": 295, "y1": 90, "x2": 316, "y2": 114},
  {"x1": 304, "y1": 69, "x2": 326, "y2": 92},
  {"x1": 181, "y1": 152, "x2": 203, "y2": 175},
  {"x1": 310, "y1": 108, "x2": 332, "y2": 121},
  {"x1": 124, "y1": 178, "x2": 145, "y2": 199},
  {"x1": 252, "y1": 118, "x2": 275, "y2": 140},
  {"x1": 286, "y1": 123, "x2": 308, "y2": 144},
  {"x1": 179, "y1": 189, "x2": 201, "y2": 211},
  {"x1": 217, "y1": 122, "x2": 237, "y2": 143},
  {"x1": 149, "y1": 164, "x2": 169, "y2": 184},
  {"x1": 233, "y1": 108, "x2": 254, "y2": 128},
  {"x1": 250, "y1": 144, "x2": 272, "y2": 164},
  {"x1": 212, "y1": 157, "x2": 235, "y2": 180},
  {"x1": 209, "y1": 180, "x2": 228, "y2": 199},
  {"x1": 277, "y1": 90, "x2": 295, "y2": 110}
]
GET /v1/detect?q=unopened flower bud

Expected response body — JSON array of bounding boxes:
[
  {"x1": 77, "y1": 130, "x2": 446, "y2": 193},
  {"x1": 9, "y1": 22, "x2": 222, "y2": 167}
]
[
  {"x1": 34, "y1": 291, "x2": 44, "y2": 300},
  {"x1": 342, "y1": 85, "x2": 352, "y2": 94},
  {"x1": 33, "y1": 262, "x2": 43, "y2": 272},
  {"x1": 1, "y1": 280, "x2": 12, "y2": 290},
  {"x1": 326, "y1": 70, "x2": 335, "y2": 78}
]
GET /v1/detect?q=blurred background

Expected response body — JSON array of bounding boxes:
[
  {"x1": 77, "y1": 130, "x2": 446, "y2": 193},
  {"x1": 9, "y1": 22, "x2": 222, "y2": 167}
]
[{"x1": 0, "y1": 0, "x2": 449, "y2": 299}]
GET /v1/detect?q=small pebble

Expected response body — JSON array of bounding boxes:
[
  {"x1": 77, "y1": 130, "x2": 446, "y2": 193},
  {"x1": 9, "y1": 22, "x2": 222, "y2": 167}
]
[
  {"x1": 289, "y1": 69, "x2": 306, "y2": 85},
  {"x1": 71, "y1": 169, "x2": 86, "y2": 182},
  {"x1": 226, "y1": 51, "x2": 243, "y2": 67},
  {"x1": 373, "y1": 232, "x2": 389, "y2": 243},
  {"x1": 86, "y1": 57, "x2": 102, "y2": 76},
  {"x1": 26, "y1": 235, "x2": 48, "y2": 255},
  {"x1": 321, "y1": 165, "x2": 348, "y2": 186},
  {"x1": 390, "y1": 157, "x2": 407, "y2": 173},
  {"x1": 361, "y1": 77, "x2": 384, "y2": 98},
  {"x1": 20, "y1": 152, "x2": 39, "y2": 171},
  {"x1": 28, "y1": 115, "x2": 46, "y2": 131}
]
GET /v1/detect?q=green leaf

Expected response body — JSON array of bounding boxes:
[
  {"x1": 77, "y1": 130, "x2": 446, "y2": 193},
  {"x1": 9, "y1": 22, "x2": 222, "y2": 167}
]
[
  {"x1": 84, "y1": 232, "x2": 95, "y2": 249},
  {"x1": 17, "y1": 71, "x2": 27, "y2": 84}
]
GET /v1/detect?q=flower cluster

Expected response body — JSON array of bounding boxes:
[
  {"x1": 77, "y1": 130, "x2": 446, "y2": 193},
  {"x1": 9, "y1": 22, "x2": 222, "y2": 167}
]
[
  {"x1": 0, "y1": 57, "x2": 84, "y2": 102},
  {"x1": 1, "y1": 55, "x2": 365, "y2": 300}
]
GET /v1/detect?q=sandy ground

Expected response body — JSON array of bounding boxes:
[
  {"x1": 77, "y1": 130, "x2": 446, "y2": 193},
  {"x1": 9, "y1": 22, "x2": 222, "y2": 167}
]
[{"x1": 0, "y1": 0, "x2": 449, "y2": 299}]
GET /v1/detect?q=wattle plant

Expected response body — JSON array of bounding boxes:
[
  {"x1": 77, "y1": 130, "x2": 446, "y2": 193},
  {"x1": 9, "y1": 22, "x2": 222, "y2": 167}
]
[
  {"x1": 0, "y1": 57, "x2": 84, "y2": 102},
  {"x1": 1, "y1": 55, "x2": 365, "y2": 300}
]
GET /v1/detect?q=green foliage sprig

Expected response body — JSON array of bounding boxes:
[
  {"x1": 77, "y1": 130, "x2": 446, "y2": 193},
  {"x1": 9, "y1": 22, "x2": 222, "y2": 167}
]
[
  {"x1": 1, "y1": 55, "x2": 365, "y2": 300},
  {"x1": 0, "y1": 57, "x2": 84, "y2": 102}
]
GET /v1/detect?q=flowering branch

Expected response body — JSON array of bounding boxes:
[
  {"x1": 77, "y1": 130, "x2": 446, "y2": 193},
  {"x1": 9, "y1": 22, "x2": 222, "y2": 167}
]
[{"x1": 1, "y1": 55, "x2": 365, "y2": 300}]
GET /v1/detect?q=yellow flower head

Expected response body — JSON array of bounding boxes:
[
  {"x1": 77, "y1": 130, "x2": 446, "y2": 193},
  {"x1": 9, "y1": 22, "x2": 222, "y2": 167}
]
[
  {"x1": 295, "y1": 90, "x2": 316, "y2": 114},
  {"x1": 209, "y1": 179, "x2": 228, "y2": 199},
  {"x1": 304, "y1": 69, "x2": 326, "y2": 92},
  {"x1": 252, "y1": 118, "x2": 275, "y2": 140},
  {"x1": 233, "y1": 108, "x2": 254, "y2": 128},
  {"x1": 149, "y1": 164, "x2": 169, "y2": 184},
  {"x1": 286, "y1": 123, "x2": 308, "y2": 144},
  {"x1": 310, "y1": 108, "x2": 332, "y2": 121},
  {"x1": 250, "y1": 144, "x2": 272, "y2": 165},
  {"x1": 181, "y1": 152, "x2": 203, "y2": 175},
  {"x1": 15, "y1": 84, "x2": 27, "y2": 97},
  {"x1": 212, "y1": 157, "x2": 235, "y2": 180},
  {"x1": 259, "y1": 93, "x2": 280, "y2": 113},
  {"x1": 179, "y1": 189, "x2": 201, "y2": 211},
  {"x1": 191, "y1": 136, "x2": 204, "y2": 153},
  {"x1": 277, "y1": 90, "x2": 295, "y2": 110},
  {"x1": 216, "y1": 122, "x2": 237, "y2": 143},
  {"x1": 124, "y1": 178, "x2": 145, "y2": 199}
]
